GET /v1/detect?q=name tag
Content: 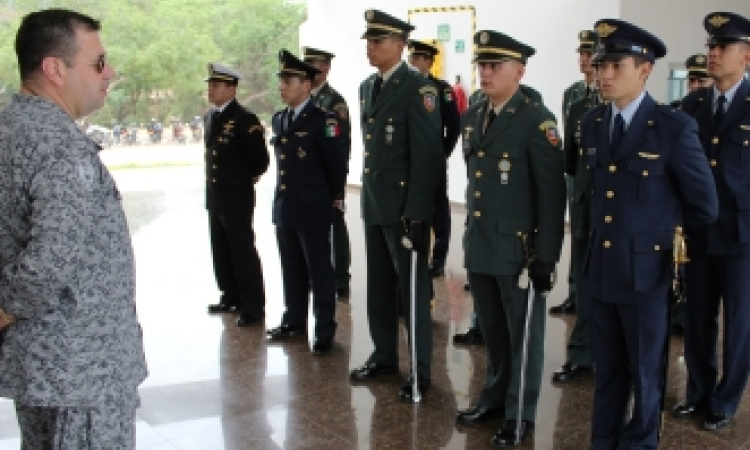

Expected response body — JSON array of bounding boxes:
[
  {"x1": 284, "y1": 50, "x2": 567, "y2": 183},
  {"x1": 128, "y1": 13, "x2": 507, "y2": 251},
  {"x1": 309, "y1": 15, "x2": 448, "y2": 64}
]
[{"x1": 637, "y1": 152, "x2": 660, "y2": 160}]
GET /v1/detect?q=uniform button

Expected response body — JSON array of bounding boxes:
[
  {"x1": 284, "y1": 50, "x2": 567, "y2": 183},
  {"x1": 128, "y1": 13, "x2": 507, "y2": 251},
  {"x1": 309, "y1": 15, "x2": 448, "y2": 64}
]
[
  {"x1": 399, "y1": 181, "x2": 405, "y2": 187},
  {"x1": 367, "y1": 134, "x2": 372, "y2": 139},
  {"x1": 279, "y1": 170, "x2": 285, "y2": 176},
  {"x1": 745, "y1": 140, "x2": 749, "y2": 146},
  {"x1": 475, "y1": 170, "x2": 483, "y2": 178},
  {"x1": 609, "y1": 164, "x2": 617, "y2": 172},
  {"x1": 603, "y1": 240, "x2": 612, "y2": 248},
  {"x1": 605, "y1": 215, "x2": 612, "y2": 223},
  {"x1": 280, "y1": 184, "x2": 286, "y2": 190},
  {"x1": 212, "y1": 164, "x2": 217, "y2": 169},
  {"x1": 712, "y1": 137, "x2": 719, "y2": 144},
  {"x1": 478, "y1": 151, "x2": 485, "y2": 157},
  {"x1": 474, "y1": 191, "x2": 481, "y2": 198},
  {"x1": 502, "y1": 152, "x2": 509, "y2": 158},
  {"x1": 368, "y1": 118, "x2": 374, "y2": 124},
  {"x1": 212, "y1": 151, "x2": 217, "y2": 156},
  {"x1": 364, "y1": 167, "x2": 370, "y2": 173},
  {"x1": 606, "y1": 191, "x2": 614, "y2": 198},
  {"x1": 212, "y1": 178, "x2": 217, "y2": 183},
  {"x1": 364, "y1": 152, "x2": 370, "y2": 157},
  {"x1": 654, "y1": 245, "x2": 661, "y2": 251},
  {"x1": 280, "y1": 154, "x2": 286, "y2": 160},
  {"x1": 579, "y1": 149, "x2": 583, "y2": 156},
  {"x1": 474, "y1": 211, "x2": 481, "y2": 217},
  {"x1": 642, "y1": 170, "x2": 649, "y2": 177}
]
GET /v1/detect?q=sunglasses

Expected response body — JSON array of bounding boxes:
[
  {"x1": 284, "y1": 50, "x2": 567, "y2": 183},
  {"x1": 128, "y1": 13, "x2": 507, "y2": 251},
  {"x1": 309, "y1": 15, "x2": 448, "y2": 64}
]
[{"x1": 63, "y1": 54, "x2": 107, "y2": 73}]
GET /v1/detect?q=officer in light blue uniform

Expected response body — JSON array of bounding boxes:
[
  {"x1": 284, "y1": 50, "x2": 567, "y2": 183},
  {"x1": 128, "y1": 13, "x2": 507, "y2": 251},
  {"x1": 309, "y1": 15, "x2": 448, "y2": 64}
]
[
  {"x1": 673, "y1": 11, "x2": 750, "y2": 431},
  {"x1": 581, "y1": 19, "x2": 718, "y2": 450}
]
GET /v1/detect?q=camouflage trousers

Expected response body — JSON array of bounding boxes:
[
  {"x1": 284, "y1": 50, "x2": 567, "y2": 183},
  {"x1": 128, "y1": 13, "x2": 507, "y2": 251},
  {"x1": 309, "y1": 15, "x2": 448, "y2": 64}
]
[{"x1": 15, "y1": 397, "x2": 137, "y2": 450}]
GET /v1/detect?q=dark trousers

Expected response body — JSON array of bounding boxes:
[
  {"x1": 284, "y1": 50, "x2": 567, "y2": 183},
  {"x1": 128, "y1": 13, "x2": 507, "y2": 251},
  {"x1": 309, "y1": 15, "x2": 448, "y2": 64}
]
[
  {"x1": 431, "y1": 166, "x2": 451, "y2": 268},
  {"x1": 364, "y1": 224, "x2": 432, "y2": 378},
  {"x1": 332, "y1": 206, "x2": 351, "y2": 290},
  {"x1": 209, "y1": 207, "x2": 265, "y2": 315},
  {"x1": 469, "y1": 273, "x2": 546, "y2": 421},
  {"x1": 589, "y1": 296, "x2": 668, "y2": 450},
  {"x1": 276, "y1": 227, "x2": 337, "y2": 339},
  {"x1": 684, "y1": 254, "x2": 750, "y2": 415},
  {"x1": 567, "y1": 236, "x2": 591, "y2": 365}
]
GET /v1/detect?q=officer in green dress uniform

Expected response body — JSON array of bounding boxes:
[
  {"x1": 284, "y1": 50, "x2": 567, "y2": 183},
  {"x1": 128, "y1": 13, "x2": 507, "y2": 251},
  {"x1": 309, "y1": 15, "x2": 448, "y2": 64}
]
[
  {"x1": 303, "y1": 46, "x2": 353, "y2": 299},
  {"x1": 669, "y1": 54, "x2": 713, "y2": 108},
  {"x1": 551, "y1": 30, "x2": 599, "y2": 316},
  {"x1": 552, "y1": 77, "x2": 602, "y2": 383},
  {"x1": 407, "y1": 39, "x2": 461, "y2": 278},
  {"x1": 348, "y1": 9, "x2": 443, "y2": 402},
  {"x1": 455, "y1": 30, "x2": 566, "y2": 447}
]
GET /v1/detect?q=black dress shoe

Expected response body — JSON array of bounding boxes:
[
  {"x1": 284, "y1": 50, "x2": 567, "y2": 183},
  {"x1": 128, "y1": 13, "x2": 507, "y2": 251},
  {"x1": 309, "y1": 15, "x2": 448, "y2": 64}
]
[
  {"x1": 350, "y1": 362, "x2": 398, "y2": 381},
  {"x1": 311, "y1": 336, "x2": 334, "y2": 355},
  {"x1": 704, "y1": 412, "x2": 732, "y2": 430},
  {"x1": 549, "y1": 296, "x2": 576, "y2": 314},
  {"x1": 456, "y1": 405, "x2": 504, "y2": 425},
  {"x1": 399, "y1": 374, "x2": 431, "y2": 401},
  {"x1": 266, "y1": 324, "x2": 306, "y2": 339},
  {"x1": 491, "y1": 420, "x2": 533, "y2": 447},
  {"x1": 551, "y1": 362, "x2": 591, "y2": 383},
  {"x1": 236, "y1": 312, "x2": 263, "y2": 327},
  {"x1": 672, "y1": 401, "x2": 706, "y2": 418},
  {"x1": 429, "y1": 265, "x2": 445, "y2": 278},
  {"x1": 453, "y1": 327, "x2": 484, "y2": 345},
  {"x1": 208, "y1": 303, "x2": 238, "y2": 314}
]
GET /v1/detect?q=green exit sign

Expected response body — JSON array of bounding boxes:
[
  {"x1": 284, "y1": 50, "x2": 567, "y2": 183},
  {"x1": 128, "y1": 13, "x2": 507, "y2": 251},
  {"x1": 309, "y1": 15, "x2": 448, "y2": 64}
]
[
  {"x1": 437, "y1": 24, "x2": 450, "y2": 41},
  {"x1": 455, "y1": 39, "x2": 465, "y2": 53}
]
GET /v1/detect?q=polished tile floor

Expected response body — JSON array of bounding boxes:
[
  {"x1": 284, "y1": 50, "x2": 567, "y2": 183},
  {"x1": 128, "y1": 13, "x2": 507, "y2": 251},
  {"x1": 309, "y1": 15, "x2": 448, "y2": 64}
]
[{"x1": 0, "y1": 161, "x2": 748, "y2": 449}]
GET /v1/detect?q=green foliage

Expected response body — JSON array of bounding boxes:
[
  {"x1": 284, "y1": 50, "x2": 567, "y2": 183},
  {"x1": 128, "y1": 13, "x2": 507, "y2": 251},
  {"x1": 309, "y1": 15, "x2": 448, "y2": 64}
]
[{"x1": 0, "y1": 0, "x2": 305, "y2": 123}]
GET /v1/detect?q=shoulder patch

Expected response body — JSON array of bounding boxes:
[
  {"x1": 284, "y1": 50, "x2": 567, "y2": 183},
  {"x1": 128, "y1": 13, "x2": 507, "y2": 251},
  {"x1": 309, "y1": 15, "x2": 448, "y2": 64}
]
[
  {"x1": 420, "y1": 85, "x2": 438, "y2": 113},
  {"x1": 325, "y1": 117, "x2": 340, "y2": 137},
  {"x1": 539, "y1": 119, "x2": 560, "y2": 146},
  {"x1": 248, "y1": 124, "x2": 263, "y2": 135},
  {"x1": 332, "y1": 102, "x2": 349, "y2": 120}
]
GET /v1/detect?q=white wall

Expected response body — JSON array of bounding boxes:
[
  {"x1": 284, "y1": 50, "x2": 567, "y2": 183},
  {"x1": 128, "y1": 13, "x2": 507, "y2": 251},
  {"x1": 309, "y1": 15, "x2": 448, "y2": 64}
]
[
  {"x1": 303, "y1": 0, "x2": 750, "y2": 204},
  {"x1": 621, "y1": 0, "x2": 750, "y2": 102}
]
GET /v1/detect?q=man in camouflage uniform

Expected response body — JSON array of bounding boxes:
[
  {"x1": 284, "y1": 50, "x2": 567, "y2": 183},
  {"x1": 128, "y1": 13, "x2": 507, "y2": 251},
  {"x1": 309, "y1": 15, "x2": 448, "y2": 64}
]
[{"x1": 0, "y1": 9, "x2": 147, "y2": 449}]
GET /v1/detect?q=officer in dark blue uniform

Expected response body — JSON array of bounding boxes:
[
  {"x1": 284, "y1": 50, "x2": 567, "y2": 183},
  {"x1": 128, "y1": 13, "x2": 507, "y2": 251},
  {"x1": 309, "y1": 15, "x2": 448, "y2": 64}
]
[
  {"x1": 266, "y1": 50, "x2": 348, "y2": 355},
  {"x1": 581, "y1": 19, "x2": 718, "y2": 450},
  {"x1": 673, "y1": 11, "x2": 750, "y2": 431},
  {"x1": 406, "y1": 39, "x2": 461, "y2": 278},
  {"x1": 204, "y1": 63, "x2": 270, "y2": 327}
]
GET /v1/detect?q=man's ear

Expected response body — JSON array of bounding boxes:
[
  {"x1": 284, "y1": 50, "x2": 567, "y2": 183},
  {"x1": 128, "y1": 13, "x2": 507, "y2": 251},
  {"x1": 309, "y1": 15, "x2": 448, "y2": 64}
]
[{"x1": 40, "y1": 56, "x2": 66, "y2": 87}]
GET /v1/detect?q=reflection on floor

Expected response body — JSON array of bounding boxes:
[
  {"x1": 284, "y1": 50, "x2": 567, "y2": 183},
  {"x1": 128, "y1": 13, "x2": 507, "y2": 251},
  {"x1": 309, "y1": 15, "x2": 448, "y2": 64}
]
[{"x1": 0, "y1": 165, "x2": 748, "y2": 450}]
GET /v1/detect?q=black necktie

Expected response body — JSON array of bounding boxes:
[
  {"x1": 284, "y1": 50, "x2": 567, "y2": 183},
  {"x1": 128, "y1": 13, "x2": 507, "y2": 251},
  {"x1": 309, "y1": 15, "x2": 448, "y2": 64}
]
[
  {"x1": 372, "y1": 76, "x2": 383, "y2": 103},
  {"x1": 485, "y1": 109, "x2": 497, "y2": 133},
  {"x1": 285, "y1": 108, "x2": 294, "y2": 131},
  {"x1": 714, "y1": 95, "x2": 727, "y2": 128},
  {"x1": 610, "y1": 113, "x2": 624, "y2": 155},
  {"x1": 585, "y1": 86, "x2": 592, "y2": 98}
]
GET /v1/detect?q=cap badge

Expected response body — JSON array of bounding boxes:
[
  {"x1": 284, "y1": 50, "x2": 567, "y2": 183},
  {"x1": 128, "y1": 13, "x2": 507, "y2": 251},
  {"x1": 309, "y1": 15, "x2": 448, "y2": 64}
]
[
  {"x1": 365, "y1": 10, "x2": 374, "y2": 21},
  {"x1": 595, "y1": 22, "x2": 617, "y2": 38},
  {"x1": 581, "y1": 31, "x2": 589, "y2": 38},
  {"x1": 695, "y1": 55, "x2": 706, "y2": 64},
  {"x1": 480, "y1": 32, "x2": 490, "y2": 45},
  {"x1": 708, "y1": 15, "x2": 730, "y2": 28}
]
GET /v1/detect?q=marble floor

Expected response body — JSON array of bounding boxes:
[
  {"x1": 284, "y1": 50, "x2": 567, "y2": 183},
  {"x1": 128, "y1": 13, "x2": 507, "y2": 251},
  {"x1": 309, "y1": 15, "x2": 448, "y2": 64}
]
[{"x1": 0, "y1": 162, "x2": 748, "y2": 450}]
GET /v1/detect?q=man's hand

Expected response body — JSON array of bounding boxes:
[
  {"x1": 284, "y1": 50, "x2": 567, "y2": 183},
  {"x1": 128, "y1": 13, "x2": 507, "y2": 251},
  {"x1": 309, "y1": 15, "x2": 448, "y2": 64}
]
[
  {"x1": 0, "y1": 309, "x2": 14, "y2": 330},
  {"x1": 529, "y1": 260, "x2": 555, "y2": 292},
  {"x1": 402, "y1": 219, "x2": 429, "y2": 254}
]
